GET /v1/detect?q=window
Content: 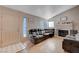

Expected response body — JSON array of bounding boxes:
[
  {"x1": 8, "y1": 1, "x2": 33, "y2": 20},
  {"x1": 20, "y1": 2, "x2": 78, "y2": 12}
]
[
  {"x1": 48, "y1": 21, "x2": 54, "y2": 28},
  {"x1": 23, "y1": 17, "x2": 27, "y2": 37}
]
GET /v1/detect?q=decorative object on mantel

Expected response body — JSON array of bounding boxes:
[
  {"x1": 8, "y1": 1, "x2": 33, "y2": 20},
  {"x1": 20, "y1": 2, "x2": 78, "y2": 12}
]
[
  {"x1": 58, "y1": 16, "x2": 72, "y2": 24},
  {"x1": 62, "y1": 21, "x2": 72, "y2": 24},
  {"x1": 59, "y1": 16, "x2": 73, "y2": 24},
  {"x1": 60, "y1": 16, "x2": 67, "y2": 21},
  {"x1": 58, "y1": 16, "x2": 67, "y2": 24}
]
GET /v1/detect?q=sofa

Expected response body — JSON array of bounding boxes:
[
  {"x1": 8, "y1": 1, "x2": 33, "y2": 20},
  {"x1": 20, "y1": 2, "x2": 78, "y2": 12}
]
[
  {"x1": 29, "y1": 29, "x2": 54, "y2": 44},
  {"x1": 62, "y1": 32, "x2": 79, "y2": 53}
]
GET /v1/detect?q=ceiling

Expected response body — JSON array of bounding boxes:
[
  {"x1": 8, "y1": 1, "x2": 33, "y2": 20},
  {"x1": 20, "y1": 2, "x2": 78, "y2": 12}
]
[{"x1": 3, "y1": 5, "x2": 76, "y2": 19}]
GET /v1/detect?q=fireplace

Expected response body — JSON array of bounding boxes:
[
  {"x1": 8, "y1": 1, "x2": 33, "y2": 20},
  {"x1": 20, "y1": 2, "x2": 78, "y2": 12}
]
[{"x1": 58, "y1": 30, "x2": 68, "y2": 37}]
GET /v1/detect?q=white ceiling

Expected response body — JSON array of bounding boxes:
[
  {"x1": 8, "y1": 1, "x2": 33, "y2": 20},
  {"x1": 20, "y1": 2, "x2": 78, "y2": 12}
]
[{"x1": 3, "y1": 5, "x2": 76, "y2": 19}]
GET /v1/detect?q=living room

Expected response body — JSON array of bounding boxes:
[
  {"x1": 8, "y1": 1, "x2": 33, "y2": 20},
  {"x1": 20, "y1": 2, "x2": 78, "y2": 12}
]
[{"x1": 0, "y1": 5, "x2": 79, "y2": 53}]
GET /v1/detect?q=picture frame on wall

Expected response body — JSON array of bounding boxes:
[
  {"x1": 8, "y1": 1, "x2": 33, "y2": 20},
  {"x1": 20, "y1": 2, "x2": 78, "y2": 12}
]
[{"x1": 60, "y1": 16, "x2": 67, "y2": 21}]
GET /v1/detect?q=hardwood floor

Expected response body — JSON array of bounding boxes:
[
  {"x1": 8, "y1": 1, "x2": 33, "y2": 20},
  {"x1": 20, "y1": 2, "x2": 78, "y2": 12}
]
[{"x1": 18, "y1": 36, "x2": 65, "y2": 53}]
